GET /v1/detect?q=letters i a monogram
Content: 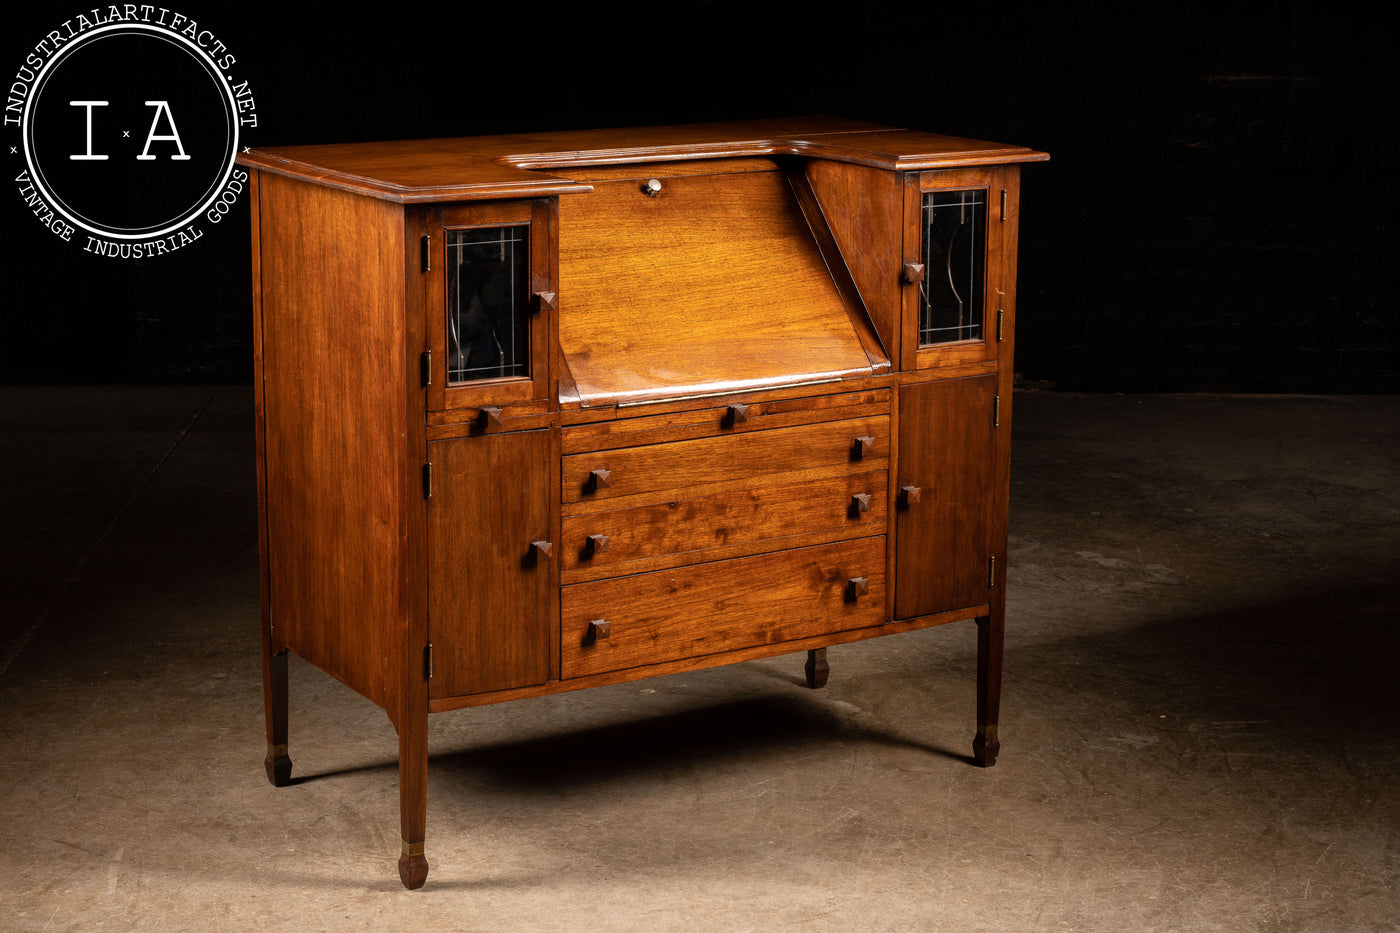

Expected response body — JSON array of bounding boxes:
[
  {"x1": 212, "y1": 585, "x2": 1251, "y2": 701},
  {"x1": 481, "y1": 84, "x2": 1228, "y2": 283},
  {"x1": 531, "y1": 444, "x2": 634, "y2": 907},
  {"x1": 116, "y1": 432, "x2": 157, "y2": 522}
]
[{"x1": 68, "y1": 100, "x2": 191, "y2": 161}]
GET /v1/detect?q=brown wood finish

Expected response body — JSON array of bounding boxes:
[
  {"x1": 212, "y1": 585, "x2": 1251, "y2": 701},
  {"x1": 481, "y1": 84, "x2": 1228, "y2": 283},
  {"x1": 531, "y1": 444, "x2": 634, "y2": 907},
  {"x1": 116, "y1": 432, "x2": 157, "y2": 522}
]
[
  {"x1": 975, "y1": 611, "x2": 1005, "y2": 767},
  {"x1": 559, "y1": 389, "x2": 890, "y2": 453},
  {"x1": 804, "y1": 647, "x2": 830, "y2": 689},
  {"x1": 979, "y1": 164, "x2": 1022, "y2": 767},
  {"x1": 427, "y1": 430, "x2": 553, "y2": 698},
  {"x1": 240, "y1": 119, "x2": 1044, "y2": 888},
  {"x1": 427, "y1": 603, "x2": 985, "y2": 715},
  {"x1": 901, "y1": 166, "x2": 1006, "y2": 372},
  {"x1": 238, "y1": 118, "x2": 1046, "y2": 204},
  {"x1": 562, "y1": 416, "x2": 888, "y2": 504},
  {"x1": 894, "y1": 375, "x2": 998, "y2": 620},
  {"x1": 261, "y1": 651, "x2": 290, "y2": 786},
  {"x1": 563, "y1": 156, "x2": 786, "y2": 181},
  {"x1": 561, "y1": 537, "x2": 887, "y2": 679},
  {"x1": 561, "y1": 470, "x2": 887, "y2": 580},
  {"x1": 805, "y1": 158, "x2": 906, "y2": 363},
  {"x1": 250, "y1": 171, "x2": 291, "y2": 789},
  {"x1": 257, "y1": 172, "x2": 411, "y2": 710},
  {"x1": 557, "y1": 169, "x2": 876, "y2": 406},
  {"x1": 786, "y1": 167, "x2": 891, "y2": 372},
  {"x1": 395, "y1": 203, "x2": 432, "y2": 891},
  {"x1": 426, "y1": 200, "x2": 555, "y2": 413}
]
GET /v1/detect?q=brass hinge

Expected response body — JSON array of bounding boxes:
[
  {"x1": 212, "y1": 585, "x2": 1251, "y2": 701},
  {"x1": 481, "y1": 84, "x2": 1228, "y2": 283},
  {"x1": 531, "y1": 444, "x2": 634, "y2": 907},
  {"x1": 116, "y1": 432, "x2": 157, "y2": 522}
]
[
  {"x1": 1000, "y1": 189, "x2": 1007, "y2": 222},
  {"x1": 989, "y1": 555, "x2": 997, "y2": 587},
  {"x1": 993, "y1": 394, "x2": 1001, "y2": 429},
  {"x1": 996, "y1": 306, "x2": 1005, "y2": 342},
  {"x1": 420, "y1": 235, "x2": 430, "y2": 273},
  {"x1": 424, "y1": 642, "x2": 433, "y2": 679},
  {"x1": 422, "y1": 462, "x2": 432, "y2": 499},
  {"x1": 420, "y1": 350, "x2": 431, "y2": 387}
]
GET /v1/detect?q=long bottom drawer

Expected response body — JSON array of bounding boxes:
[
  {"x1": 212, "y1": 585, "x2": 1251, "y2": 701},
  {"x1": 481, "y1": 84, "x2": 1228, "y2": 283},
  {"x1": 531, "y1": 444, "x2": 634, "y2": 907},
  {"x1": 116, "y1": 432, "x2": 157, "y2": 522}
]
[{"x1": 561, "y1": 536, "x2": 886, "y2": 678}]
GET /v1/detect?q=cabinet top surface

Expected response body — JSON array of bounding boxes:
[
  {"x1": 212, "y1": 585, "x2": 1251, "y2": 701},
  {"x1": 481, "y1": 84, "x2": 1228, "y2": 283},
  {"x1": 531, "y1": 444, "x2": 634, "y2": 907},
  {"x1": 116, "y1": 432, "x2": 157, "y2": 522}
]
[{"x1": 236, "y1": 116, "x2": 1049, "y2": 203}]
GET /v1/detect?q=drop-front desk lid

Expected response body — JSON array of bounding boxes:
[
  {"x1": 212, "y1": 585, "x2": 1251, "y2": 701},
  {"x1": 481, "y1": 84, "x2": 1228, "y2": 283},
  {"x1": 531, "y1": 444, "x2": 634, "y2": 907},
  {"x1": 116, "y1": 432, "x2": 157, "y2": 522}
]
[
  {"x1": 555, "y1": 157, "x2": 881, "y2": 407},
  {"x1": 238, "y1": 117, "x2": 1049, "y2": 408}
]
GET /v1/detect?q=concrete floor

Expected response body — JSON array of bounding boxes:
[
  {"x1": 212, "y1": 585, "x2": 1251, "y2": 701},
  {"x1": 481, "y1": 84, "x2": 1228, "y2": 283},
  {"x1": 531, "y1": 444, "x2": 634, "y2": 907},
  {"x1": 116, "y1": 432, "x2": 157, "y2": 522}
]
[{"x1": 0, "y1": 387, "x2": 1395, "y2": 931}]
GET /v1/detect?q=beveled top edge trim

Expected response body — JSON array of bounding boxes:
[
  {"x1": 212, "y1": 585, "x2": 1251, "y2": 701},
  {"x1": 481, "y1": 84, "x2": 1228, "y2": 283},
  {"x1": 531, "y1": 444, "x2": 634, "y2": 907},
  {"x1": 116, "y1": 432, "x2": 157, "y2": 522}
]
[
  {"x1": 236, "y1": 151, "x2": 595, "y2": 204},
  {"x1": 503, "y1": 140, "x2": 1051, "y2": 172},
  {"x1": 236, "y1": 119, "x2": 1048, "y2": 203}
]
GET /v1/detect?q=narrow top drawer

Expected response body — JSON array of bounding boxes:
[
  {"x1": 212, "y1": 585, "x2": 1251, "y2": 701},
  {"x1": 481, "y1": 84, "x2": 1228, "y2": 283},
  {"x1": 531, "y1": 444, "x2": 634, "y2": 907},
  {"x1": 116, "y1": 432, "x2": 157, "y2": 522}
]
[{"x1": 562, "y1": 415, "x2": 888, "y2": 504}]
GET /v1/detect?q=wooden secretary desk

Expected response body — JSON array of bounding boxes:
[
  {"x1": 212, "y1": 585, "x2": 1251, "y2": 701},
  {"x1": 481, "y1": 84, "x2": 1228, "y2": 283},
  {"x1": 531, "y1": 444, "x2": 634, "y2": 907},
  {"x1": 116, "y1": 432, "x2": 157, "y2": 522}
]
[{"x1": 237, "y1": 118, "x2": 1047, "y2": 889}]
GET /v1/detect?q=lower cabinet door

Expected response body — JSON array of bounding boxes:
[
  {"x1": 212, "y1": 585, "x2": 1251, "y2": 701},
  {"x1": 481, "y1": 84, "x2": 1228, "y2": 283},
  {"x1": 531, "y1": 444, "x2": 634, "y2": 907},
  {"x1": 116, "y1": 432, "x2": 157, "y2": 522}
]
[
  {"x1": 428, "y1": 430, "x2": 552, "y2": 698},
  {"x1": 894, "y1": 375, "x2": 997, "y2": 620},
  {"x1": 561, "y1": 536, "x2": 886, "y2": 679}
]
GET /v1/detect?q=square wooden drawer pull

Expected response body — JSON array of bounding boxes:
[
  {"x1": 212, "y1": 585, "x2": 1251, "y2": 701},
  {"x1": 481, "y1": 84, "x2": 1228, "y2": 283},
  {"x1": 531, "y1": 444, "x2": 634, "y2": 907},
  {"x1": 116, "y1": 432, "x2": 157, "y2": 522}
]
[
  {"x1": 846, "y1": 577, "x2": 869, "y2": 601},
  {"x1": 725, "y1": 403, "x2": 750, "y2": 426},
  {"x1": 585, "y1": 534, "x2": 610, "y2": 557},
  {"x1": 530, "y1": 540, "x2": 553, "y2": 559},
  {"x1": 900, "y1": 485, "x2": 922, "y2": 508},
  {"x1": 588, "y1": 619, "x2": 611, "y2": 641},
  {"x1": 588, "y1": 468, "x2": 612, "y2": 491},
  {"x1": 479, "y1": 406, "x2": 504, "y2": 430},
  {"x1": 851, "y1": 493, "x2": 872, "y2": 514},
  {"x1": 852, "y1": 436, "x2": 876, "y2": 459}
]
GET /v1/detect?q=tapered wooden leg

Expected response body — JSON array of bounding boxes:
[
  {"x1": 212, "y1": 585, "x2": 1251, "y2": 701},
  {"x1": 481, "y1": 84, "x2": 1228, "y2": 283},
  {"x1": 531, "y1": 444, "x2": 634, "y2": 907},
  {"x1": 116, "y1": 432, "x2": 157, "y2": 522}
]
[
  {"x1": 973, "y1": 611, "x2": 1004, "y2": 767},
  {"x1": 262, "y1": 649, "x2": 292, "y2": 786},
  {"x1": 396, "y1": 711, "x2": 429, "y2": 890},
  {"x1": 397, "y1": 835, "x2": 428, "y2": 890},
  {"x1": 804, "y1": 647, "x2": 829, "y2": 689}
]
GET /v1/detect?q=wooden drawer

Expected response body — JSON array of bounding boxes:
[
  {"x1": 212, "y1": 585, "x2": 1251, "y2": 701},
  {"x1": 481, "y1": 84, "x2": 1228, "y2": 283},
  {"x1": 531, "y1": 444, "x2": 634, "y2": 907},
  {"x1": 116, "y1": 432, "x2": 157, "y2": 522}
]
[
  {"x1": 558, "y1": 389, "x2": 891, "y2": 454},
  {"x1": 561, "y1": 415, "x2": 888, "y2": 504},
  {"x1": 561, "y1": 537, "x2": 886, "y2": 679},
  {"x1": 561, "y1": 470, "x2": 887, "y2": 581}
]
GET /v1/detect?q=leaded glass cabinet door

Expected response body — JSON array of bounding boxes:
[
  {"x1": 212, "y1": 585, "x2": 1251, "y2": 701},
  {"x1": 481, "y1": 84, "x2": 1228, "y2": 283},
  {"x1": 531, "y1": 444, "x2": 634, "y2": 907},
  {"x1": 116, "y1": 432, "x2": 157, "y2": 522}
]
[
  {"x1": 427, "y1": 199, "x2": 554, "y2": 413},
  {"x1": 900, "y1": 166, "x2": 1011, "y2": 370}
]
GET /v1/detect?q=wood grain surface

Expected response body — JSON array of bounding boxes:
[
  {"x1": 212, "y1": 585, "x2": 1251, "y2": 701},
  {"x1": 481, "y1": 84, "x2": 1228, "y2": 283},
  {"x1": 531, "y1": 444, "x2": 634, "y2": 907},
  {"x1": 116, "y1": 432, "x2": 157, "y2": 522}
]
[
  {"x1": 561, "y1": 470, "x2": 887, "y2": 579},
  {"x1": 562, "y1": 416, "x2": 888, "y2": 504},
  {"x1": 428, "y1": 430, "x2": 554, "y2": 698},
  {"x1": 561, "y1": 537, "x2": 887, "y2": 678},
  {"x1": 557, "y1": 170, "x2": 875, "y2": 406}
]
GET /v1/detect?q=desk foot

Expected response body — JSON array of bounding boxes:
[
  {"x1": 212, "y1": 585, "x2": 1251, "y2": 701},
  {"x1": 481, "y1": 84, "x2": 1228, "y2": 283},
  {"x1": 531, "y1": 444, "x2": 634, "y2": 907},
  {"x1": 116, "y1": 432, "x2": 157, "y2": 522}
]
[
  {"x1": 398, "y1": 843, "x2": 428, "y2": 890},
  {"x1": 264, "y1": 744, "x2": 292, "y2": 787},
  {"x1": 972, "y1": 726, "x2": 999, "y2": 767},
  {"x1": 262, "y1": 648, "x2": 290, "y2": 786},
  {"x1": 974, "y1": 611, "x2": 1003, "y2": 767},
  {"x1": 804, "y1": 648, "x2": 829, "y2": 689}
]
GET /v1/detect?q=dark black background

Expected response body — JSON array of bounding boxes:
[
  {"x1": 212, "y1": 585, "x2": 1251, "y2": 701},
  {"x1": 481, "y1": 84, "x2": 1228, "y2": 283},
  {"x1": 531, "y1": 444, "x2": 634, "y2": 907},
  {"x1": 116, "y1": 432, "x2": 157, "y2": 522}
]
[{"x1": 3, "y1": 1, "x2": 1395, "y2": 391}]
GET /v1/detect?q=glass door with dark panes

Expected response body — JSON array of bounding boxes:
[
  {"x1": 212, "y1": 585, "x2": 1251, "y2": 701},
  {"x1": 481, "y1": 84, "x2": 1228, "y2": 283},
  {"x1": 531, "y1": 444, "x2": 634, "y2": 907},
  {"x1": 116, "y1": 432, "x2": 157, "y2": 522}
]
[
  {"x1": 901, "y1": 167, "x2": 1006, "y2": 370},
  {"x1": 427, "y1": 200, "x2": 553, "y2": 413}
]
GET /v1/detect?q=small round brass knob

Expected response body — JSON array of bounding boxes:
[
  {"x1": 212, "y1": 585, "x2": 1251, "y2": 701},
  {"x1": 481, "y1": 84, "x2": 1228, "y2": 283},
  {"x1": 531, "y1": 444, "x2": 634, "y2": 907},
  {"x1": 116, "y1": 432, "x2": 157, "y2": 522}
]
[{"x1": 643, "y1": 178, "x2": 663, "y2": 197}]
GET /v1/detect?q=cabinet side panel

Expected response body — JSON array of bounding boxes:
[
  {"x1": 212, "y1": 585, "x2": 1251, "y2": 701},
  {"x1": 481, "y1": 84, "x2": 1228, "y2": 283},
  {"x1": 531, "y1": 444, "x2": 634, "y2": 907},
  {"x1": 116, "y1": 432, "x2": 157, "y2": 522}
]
[
  {"x1": 249, "y1": 172, "x2": 274, "y2": 654},
  {"x1": 992, "y1": 166, "x2": 1020, "y2": 599},
  {"x1": 805, "y1": 159, "x2": 904, "y2": 365},
  {"x1": 256, "y1": 173, "x2": 409, "y2": 708}
]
